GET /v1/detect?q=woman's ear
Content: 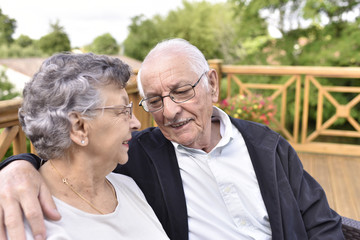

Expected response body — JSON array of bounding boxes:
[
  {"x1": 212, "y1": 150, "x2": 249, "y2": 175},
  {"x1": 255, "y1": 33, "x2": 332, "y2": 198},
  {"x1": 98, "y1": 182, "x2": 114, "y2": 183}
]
[{"x1": 68, "y1": 112, "x2": 88, "y2": 146}]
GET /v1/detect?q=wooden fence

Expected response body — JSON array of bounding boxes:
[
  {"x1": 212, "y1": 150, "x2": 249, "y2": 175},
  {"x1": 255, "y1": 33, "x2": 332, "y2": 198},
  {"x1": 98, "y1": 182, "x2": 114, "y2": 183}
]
[{"x1": 1, "y1": 62, "x2": 360, "y2": 160}]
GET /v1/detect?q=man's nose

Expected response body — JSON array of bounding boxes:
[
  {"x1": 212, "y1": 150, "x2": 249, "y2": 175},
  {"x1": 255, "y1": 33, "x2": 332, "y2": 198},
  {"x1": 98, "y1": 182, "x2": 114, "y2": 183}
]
[{"x1": 162, "y1": 96, "x2": 181, "y2": 119}]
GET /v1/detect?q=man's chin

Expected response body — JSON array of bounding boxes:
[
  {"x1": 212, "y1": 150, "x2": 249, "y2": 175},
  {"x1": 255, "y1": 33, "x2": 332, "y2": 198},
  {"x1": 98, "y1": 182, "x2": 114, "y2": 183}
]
[{"x1": 170, "y1": 134, "x2": 195, "y2": 147}]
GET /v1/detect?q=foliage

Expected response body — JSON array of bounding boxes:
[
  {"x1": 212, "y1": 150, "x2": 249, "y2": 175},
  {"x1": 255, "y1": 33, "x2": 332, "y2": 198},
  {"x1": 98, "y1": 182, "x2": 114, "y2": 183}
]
[
  {"x1": 15, "y1": 34, "x2": 33, "y2": 48},
  {"x1": 159, "y1": 0, "x2": 242, "y2": 61},
  {"x1": 217, "y1": 94, "x2": 277, "y2": 125},
  {"x1": 230, "y1": 0, "x2": 360, "y2": 66},
  {"x1": 123, "y1": 1, "x2": 247, "y2": 62},
  {"x1": 38, "y1": 20, "x2": 71, "y2": 55},
  {"x1": 123, "y1": 15, "x2": 162, "y2": 60},
  {"x1": 86, "y1": 33, "x2": 119, "y2": 55},
  {"x1": 0, "y1": 43, "x2": 45, "y2": 58},
  {"x1": 0, "y1": 69, "x2": 19, "y2": 100},
  {"x1": 0, "y1": 8, "x2": 16, "y2": 45},
  {"x1": 303, "y1": 0, "x2": 360, "y2": 24}
]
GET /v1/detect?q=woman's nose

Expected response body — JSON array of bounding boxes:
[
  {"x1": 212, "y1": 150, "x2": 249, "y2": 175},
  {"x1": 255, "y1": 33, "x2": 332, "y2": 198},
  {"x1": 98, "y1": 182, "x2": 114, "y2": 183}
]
[{"x1": 130, "y1": 113, "x2": 141, "y2": 131}]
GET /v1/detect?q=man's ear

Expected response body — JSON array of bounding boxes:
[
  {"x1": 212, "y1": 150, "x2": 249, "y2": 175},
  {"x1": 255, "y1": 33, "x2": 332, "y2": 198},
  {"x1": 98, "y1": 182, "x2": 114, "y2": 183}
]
[
  {"x1": 208, "y1": 69, "x2": 219, "y2": 102},
  {"x1": 68, "y1": 112, "x2": 88, "y2": 146}
]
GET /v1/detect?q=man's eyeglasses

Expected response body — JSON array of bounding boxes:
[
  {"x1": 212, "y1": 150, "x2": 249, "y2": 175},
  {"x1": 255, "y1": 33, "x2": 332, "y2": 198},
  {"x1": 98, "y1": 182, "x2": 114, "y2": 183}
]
[
  {"x1": 139, "y1": 71, "x2": 207, "y2": 112},
  {"x1": 90, "y1": 102, "x2": 133, "y2": 119}
]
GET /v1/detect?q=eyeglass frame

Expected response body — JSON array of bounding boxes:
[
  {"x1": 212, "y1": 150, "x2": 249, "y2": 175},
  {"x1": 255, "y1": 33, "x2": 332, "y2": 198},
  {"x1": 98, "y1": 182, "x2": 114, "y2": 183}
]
[
  {"x1": 89, "y1": 101, "x2": 133, "y2": 119},
  {"x1": 139, "y1": 71, "x2": 208, "y2": 112}
]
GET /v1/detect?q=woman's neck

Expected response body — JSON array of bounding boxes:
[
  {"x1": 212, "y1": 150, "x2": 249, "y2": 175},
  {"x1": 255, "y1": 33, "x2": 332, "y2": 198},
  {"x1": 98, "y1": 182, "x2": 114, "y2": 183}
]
[{"x1": 40, "y1": 153, "x2": 117, "y2": 214}]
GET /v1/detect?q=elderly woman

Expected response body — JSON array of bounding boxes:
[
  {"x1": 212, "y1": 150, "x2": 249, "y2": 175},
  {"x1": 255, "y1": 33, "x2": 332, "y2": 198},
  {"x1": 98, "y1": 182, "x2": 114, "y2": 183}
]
[{"x1": 18, "y1": 53, "x2": 169, "y2": 239}]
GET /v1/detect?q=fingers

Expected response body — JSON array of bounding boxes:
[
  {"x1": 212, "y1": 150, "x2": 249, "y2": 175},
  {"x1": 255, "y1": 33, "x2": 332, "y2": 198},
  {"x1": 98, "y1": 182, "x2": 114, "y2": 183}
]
[
  {"x1": 0, "y1": 160, "x2": 46, "y2": 239},
  {"x1": 39, "y1": 182, "x2": 61, "y2": 221},
  {"x1": 20, "y1": 190, "x2": 47, "y2": 240},
  {"x1": 0, "y1": 206, "x2": 7, "y2": 240},
  {"x1": 3, "y1": 199, "x2": 26, "y2": 240}
]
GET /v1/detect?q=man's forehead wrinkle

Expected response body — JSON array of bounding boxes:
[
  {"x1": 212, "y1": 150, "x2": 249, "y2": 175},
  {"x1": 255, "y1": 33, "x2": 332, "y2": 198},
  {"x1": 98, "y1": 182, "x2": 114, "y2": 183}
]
[{"x1": 157, "y1": 68, "x2": 178, "y2": 91}]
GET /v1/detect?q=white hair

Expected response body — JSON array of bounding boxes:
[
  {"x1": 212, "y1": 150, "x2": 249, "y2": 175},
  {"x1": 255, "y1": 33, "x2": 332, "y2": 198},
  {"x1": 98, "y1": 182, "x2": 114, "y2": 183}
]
[{"x1": 137, "y1": 38, "x2": 210, "y2": 97}]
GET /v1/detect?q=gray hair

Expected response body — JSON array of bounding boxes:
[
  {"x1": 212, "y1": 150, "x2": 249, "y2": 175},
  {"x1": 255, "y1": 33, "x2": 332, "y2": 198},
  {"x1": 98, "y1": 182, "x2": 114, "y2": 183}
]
[
  {"x1": 19, "y1": 52, "x2": 131, "y2": 160},
  {"x1": 137, "y1": 38, "x2": 210, "y2": 97}
]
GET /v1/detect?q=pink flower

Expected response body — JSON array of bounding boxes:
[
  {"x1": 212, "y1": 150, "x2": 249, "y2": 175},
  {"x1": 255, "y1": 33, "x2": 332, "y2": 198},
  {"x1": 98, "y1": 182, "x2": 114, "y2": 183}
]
[
  {"x1": 217, "y1": 93, "x2": 276, "y2": 125},
  {"x1": 221, "y1": 99, "x2": 229, "y2": 107}
]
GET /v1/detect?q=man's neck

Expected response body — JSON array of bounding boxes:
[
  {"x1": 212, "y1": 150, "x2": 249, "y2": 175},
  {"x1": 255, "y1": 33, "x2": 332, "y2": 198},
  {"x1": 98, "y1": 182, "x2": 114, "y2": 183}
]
[{"x1": 201, "y1": 120, "x2": 221, "y2": 153}]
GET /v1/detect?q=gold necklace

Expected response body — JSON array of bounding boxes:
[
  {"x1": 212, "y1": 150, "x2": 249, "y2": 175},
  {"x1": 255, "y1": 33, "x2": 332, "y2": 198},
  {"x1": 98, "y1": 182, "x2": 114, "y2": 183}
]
[{"x1": 49, "y1": 160, "x2": 117, "y2": 215}]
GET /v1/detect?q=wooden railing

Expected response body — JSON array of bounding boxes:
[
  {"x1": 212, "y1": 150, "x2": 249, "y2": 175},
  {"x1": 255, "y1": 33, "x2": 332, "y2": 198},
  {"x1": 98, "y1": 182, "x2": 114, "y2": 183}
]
[
  {"x1": 209, "y1": 60, "x2": 360, "y2": 156},
  {"x1": 0, "y1": 98, "x2": 29, "y2": 159},
  {"x1": 1, "y1": 62, "x2": 360, "y2": 160}
]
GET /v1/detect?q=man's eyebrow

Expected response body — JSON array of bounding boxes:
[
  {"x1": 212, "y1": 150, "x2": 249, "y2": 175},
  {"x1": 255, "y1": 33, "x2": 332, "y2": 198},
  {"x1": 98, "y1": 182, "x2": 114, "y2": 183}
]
[
  {"x1": 144, "y1": 92, "x2": 160, "y2": 98},
  {"x1": 167, "y1": 79, "x2": 193, "y2": 90}
]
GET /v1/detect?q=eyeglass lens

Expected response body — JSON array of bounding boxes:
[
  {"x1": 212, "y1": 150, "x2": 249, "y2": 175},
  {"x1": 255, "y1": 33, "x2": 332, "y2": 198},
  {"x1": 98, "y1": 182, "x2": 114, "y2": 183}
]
[{"x1": 140, "y1": 72, "x2": 206, "y2": 112}]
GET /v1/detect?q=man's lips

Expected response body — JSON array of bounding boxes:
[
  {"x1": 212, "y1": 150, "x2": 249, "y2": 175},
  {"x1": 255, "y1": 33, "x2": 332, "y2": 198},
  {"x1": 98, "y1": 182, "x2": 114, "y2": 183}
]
[{"x1": 165, "y1": 118, "x2": 193, "y2": 128}]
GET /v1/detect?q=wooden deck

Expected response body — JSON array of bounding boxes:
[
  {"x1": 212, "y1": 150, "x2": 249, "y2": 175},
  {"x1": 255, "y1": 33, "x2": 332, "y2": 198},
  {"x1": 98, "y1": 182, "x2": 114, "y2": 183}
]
[{"x1": 298, "y1": 152, "x2": 360, "y2": 221}]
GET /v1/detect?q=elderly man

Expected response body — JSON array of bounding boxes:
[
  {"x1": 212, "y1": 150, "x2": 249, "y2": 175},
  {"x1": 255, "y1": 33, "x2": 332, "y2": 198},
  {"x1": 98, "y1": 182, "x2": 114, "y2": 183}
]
[{"x1": 0, "y1": 39, "x2": 344, "y2": 240}]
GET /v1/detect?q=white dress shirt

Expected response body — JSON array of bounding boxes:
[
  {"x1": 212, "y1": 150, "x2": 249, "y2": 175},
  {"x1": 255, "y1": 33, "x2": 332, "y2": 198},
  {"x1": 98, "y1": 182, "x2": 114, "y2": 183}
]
[{"x1": 172, "y1": 107, "x2": 272, "y2": 240}]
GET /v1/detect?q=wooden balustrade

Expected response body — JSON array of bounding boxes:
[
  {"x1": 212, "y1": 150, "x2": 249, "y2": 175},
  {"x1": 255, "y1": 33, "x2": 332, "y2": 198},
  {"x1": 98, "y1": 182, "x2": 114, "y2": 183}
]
[
  {"x1": 0, "y1": 98, "x2": 28, "y2": 160},
  {"x1": 1, "y1": 62, "x2": 360, "y2": 160},
  {"x1": 208, "y1": 61, "x2": 360, "y2": 156}
]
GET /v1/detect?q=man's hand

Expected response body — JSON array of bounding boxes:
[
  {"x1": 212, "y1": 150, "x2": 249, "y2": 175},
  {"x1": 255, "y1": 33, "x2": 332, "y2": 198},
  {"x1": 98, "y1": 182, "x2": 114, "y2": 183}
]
[{"x1": 0, "y1": 160, "x2": 61, "y2": 240}]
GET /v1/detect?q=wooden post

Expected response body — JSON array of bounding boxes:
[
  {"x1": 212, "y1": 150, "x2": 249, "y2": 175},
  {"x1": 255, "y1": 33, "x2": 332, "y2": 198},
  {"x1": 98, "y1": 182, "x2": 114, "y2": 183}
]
[{"x1": 13, "y1": 128, "x2": 27, "y2": 154}]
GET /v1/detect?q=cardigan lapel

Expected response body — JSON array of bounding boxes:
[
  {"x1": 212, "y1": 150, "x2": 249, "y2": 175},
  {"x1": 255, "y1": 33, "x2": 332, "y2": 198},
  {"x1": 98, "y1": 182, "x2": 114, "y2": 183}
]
[
  {"x1": 231, "y1": 118, "x2": 284, "y2": 240},
  {"x1": 138, "y1": 129, "x2": 189, "y2": 240}
]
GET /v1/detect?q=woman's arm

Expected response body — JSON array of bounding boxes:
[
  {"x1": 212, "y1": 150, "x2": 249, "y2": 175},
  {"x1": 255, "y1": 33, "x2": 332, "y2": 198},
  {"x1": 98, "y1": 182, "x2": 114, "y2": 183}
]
[{"x1": 0, "y1": 155, "x2": 61, "y2": 240}]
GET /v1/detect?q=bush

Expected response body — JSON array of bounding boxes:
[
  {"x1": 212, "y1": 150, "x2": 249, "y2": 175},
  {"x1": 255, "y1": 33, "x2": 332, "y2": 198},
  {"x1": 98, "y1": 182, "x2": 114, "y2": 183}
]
[
  {"x1": 38, "y1": 31, "x2": 71, "y2": 55},
  {"x1": 0, "y1": 43, "x2": 44, "y2": 58},
  {"x1": 217, "y1": 94, "x2": 276, "y2": 125}
]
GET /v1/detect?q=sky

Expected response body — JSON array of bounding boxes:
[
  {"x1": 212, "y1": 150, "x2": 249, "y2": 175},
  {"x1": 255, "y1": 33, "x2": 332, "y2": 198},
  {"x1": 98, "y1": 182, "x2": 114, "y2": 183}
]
[{"x1": 1, "y1": 0, "x2": 226, "y2": 48}]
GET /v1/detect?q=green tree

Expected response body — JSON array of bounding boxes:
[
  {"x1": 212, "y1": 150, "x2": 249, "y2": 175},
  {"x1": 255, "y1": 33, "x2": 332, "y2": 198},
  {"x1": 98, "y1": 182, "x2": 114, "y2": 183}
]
[
  {"x1": 123, "y1": 15, "x2": 162, "y2": 60},
  {"x1": 160, "y1": 1, "x2": 240, "y2": 60},
  {"x1": 231, "y1": 0, "x2": 360, "y2": 37},
  {"x1": 15, "y1": 34, "x2": 33, "y2": 48},
  {"x1": 87, "y1": 33, "x2": 119, "y2": 55},
  {"x1": 230, "y1": 0, "x2": 305, "y2": 37},
  {"x1": 0, "y1": 8, "x2": 17, "y2": 45},
  {"x1": 123, "y1": 1, "x2": 247, "y2": 62},
  {"x1": 303, "y1": 0, "x2": 360, "y2": 24},
  {"x1": 38, "y1": 20, "x2": 71, "y2": 55}
]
